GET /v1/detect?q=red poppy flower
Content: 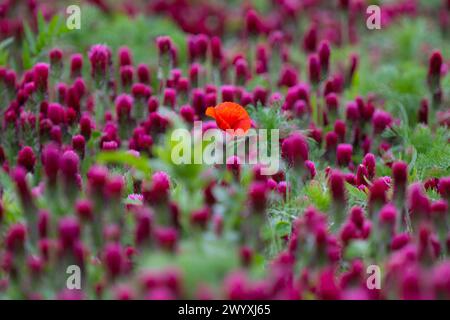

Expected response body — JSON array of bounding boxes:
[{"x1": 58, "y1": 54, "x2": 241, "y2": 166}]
[{"x1": 205, "y1": 102, "x2": 251, "y2": 134}]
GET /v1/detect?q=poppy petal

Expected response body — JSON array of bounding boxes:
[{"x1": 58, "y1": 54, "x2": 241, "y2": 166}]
[
  {"x1": 214, "y1": 111, "x2": 232, "y2": 130},
  {"x1": 232, "y1": 118, "x2": 251, "y2": 133},
  {"x1": 205, "y1": 107, "x2": 216, "y2": 119},
  {"x1": 205, "y1": 102, "x2": 251, "y2": 134},
  {"x1": 216, "y1": 102, "x2": 249, "y2": 123}
]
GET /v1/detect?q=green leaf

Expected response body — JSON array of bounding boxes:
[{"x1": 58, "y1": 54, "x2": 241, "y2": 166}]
[
  {"x1": 23, "y1": 22, "x2": 36, "y2": 54},
  {"x1": 0, "y1": 37, "x2": 14, "y2": 51},
  {"x1": 97, "y1": 150, "x2": 152, "y2": 178},
  {"x1": 346, "y1": 183, "x2": 368, "y2": 209},
  {"x1": 275, "y1": 220, "x2": 291, "y2": 237},
  {"x1": 37, "y1": 10, "x2": 47, "y2": 33},
  {"x1": 22, "y1": 41, "x2": 32, "y2": 70},
  {"x1": 20, "y1": 11, "x2": 68, "y2": 69},
  {"x1": 410, "y1": 126, "x2": 450, "y2": 179},
  {"x1": 304, "y1": 181, "x2": 331, "y2": 212},
  {"x1": 0, "y1": 169, "x2": 14, "y2": 191},
  {"x1": 0, "y1": 38, "x2": 12, "y2": 66},
  {"x1": 408, "y1": 147, "x2": 417, "y2": 174},
  {"x1": 344, "y1": 240, "x2": 371, "y2": 260}
]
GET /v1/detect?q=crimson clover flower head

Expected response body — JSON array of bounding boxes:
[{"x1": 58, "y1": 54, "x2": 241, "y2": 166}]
[
  {"x1": 135, "y1": 208, "x2": 153, "y2": 245},
  {"x1": 38, "y1": 209, "x2": 50, "y2": 238},
  {"x1": 304, "y1": 160, "x2": 316, "y2": 179},
  {"x1": 391, "y1": 232, "x2": 411, "y2": 251},
  {"x1": 60, "y1": 150, "x2": 80, "y2": 183},
  {"x1": 325, "y1": 93, "x2": 339, "y2": 112},
  {"x1": 392, "y1": 161, "x2": 408, "y2": 186},
  {"x1": 210, "y1": 36, "x2": 223, "y2": 63},
  {"x1": 428, "y1": 50, "x2": 443, "y2": 78},
  {"x1": 432, "y1": 261, "x2": 450, "y2": 297},
  {"x1": 70, "y1": 53, "x2": 83, "y2": 78},
  {"x1": 221, "y1": 85, "x2": 235, "y2": 102},
  {"x1": 143, "y1": 171, "x2": 171, "y2": 205},
  {"x1": 307, "y1": 125, "x2": 321, "y2": 145},
  {"x1": 103, "y1": 243, "x2": 123, "y2": 278},
  {"x1": 316, "y1": 267, "x2": 342, "y2": 300},
  {"x1": 114, "y1": 285, "x2": 135, "y2": 300},
  {"x1": 240, "y1": 246, "x2": 253, "y2": 267},
  {"x1": 235, "y1": 58, "x2": 250, "y2": 84},
  {"x1": 369, "y1": 178, "x2": 390, "y2": 208},
  {"x1": 308, "y1": 54, "x2": 320, "y2": 85},
  {"x1": 269, "y1": 92, "x2": 283, "y2": 106},
  {"x1": 277, "y1": 181, "x2": 289, "y2": 199},
  {"x1": 17, "y1": 146, "x2": 36, "y2": 173},
  {"x1": 5, "y1": 223, "x2": 27, "y2": 252},
  {"x1": 120, "y1": 65, "x2": 134, "y2": 87},
  {"x1": 137, "y1": 63, "x2": 150, "y2": 83},
  {"x1": 156, "y1": 36, "x2": 173, "y2": 56},
  {"x1": 281, "y1": 132, "x2": 309, "y2": 168},
  {"x1": 180, "y1": 105, "x2": 195, "y2": 123},
  {"x1": 346, "y1": 101, "x2": 360, "y2": 122},
  {"x1": 27, "y1": 254, "x2": 44, "y2": 275},
  {"x1": 106, "y1": 175, "x2": 125, "y2": 199},
  {"x1": 79, "y1": 114, "x2": 93, "y2": 140},
  {"x1": 88, "y1": 44, "x2": 111, "y2": 79},
  {"x1": 418, "y1": 99, "x2": 429, "y2": 124},
  {"x1": 118, "y1": 46, "x2": 133, "y2": 67},
  {"x1": 191, "y1": 88, "x2": 205, "y2": 114},
  {"x1": 58, "y1": 216, "x2": 80, "y2": 250},
  {"x1": 131, "y1": 83, "x2": 151, "y2": 100},
  {"x1": 350, "y1": 206, "x2": 365, "y2": 228},
  {"x1": 340, "y1": 221, "x2": 357, "y2": 245},
  {"x1": 42, "y1": 143, "x2": 60, "y2": 184},
  {"x1": 339, "y1": 0, "x2": 350, "y2": 10},
  {"x1": 115, "y1": 94, "x2": 133, "y2": 120},
  {"x1": 325, "y1": 131, "x2": 338, "y2": 152},
  {"x1": 224, "y1": 271, "x2": 249, "y2": 300},
  {"x1": 303, "y1": 25, "x2": 317, "y2": 52},
  {"x1": 163, "y1": 87, "x2": 176, "y2": 108},
  {"x1": 356, "y1": 164, "x2": 368, "y2": 186},
  {"x1": 12, "y1": 166, "x2": 32, "y2": 202},
  {"x1": 408, "y1": 183, "x2": 431, "y2": 218},
  {"x1": 154, "y1": 227, "x2": 178, "y2": 251},
  {"x1": 336, "y1": 143, "x2": 353, "y2": 167},
  {"x1": 47, "y1": 103, "x2": 65, "y2": 125},
  {"x1": 190, "y1": 34, "x2": 209, "y2": 62},
  {"x1": 72, "y1": 135, "x2": 86, "y2": 157},
  {"x1": 438, "y1": 177, "x2": 450, "y2": 199},
  {"x1": 49, "y1": 48, "x2": 63, "y2": 66},
  {"x1": 190, "y1": 207, "x2": 211, "y2": 230},
  {"x1": 87, "y1": 165, "x2": 109, "y2": 193},
  {"x1": 248, "y1": 181, "x2": 268, "y2": 213},
  {"x1": 75, "y1": 199, "x2": 93, "y2": 221},
  {"x1": 147, "y1": 96, "x2": 159, "y2": 113},
  {"x1": 278, "y1": 65, "x2": 298, "y2": 87},
  {"x1": 245, "y1": 9, "x2": 264, "y2": 36},
  {"x1": 33, "y1": 62, "x2": 49, "y2": 92},
  {"x1": 333, "y1": 119, "x2": 346, "y2": 142},
  {"x1": 318, "y1": 40, "x2": 331, "y2": 71},
  {"x1": 379, "y1": 203, "x2": 397, "y2": 226},
  {"x1": 329, "y1": 170, "x2": 346, "y2": 203},
  {"x1": 372, "y1": 110, "x2": 393, "y2": 134},
  {"x1": 363, "y1": 153, "x2": 376, "y2": 180},
  {"x1": 431, "y1": 200, "x2": 448, "y2": 219}
]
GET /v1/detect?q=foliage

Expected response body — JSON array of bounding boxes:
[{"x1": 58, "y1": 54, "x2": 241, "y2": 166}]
[{"x1": 22, "y1": 12, "x2": 69, "y2": 69}]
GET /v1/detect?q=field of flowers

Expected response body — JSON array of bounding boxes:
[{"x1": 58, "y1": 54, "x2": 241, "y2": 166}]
[{"x1": 0, "y1": 0, "x2": 449, "y2": 300}]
